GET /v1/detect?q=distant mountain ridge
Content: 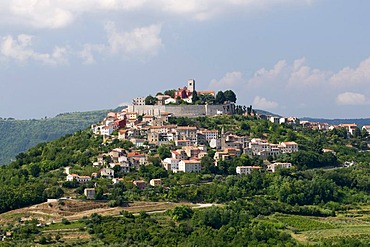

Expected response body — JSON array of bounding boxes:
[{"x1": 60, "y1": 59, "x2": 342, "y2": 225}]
[
  {"x1": 255, "y1": 110, "x2": 370, "y2": 128},
  {"x1": 0, "y1": 109, "x2": 110, "y2": 165},
  {"x1": 301, "y1": 117, "x2": 370, "y2": 128},
  {"x1": 254, "y1": 109, "x2": 281, "y2": 117}
]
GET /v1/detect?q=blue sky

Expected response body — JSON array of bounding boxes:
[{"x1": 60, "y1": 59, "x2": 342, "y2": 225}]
[{"x1": 1, "y1": 0, "x2": 370, "y2": 119}]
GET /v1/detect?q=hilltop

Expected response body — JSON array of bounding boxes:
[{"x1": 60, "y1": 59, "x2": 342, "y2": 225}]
[{"x1": 1, "y1": 109, "x2": 370, "y2": 245}]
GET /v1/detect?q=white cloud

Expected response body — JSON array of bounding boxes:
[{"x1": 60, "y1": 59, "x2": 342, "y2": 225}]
[
  {"x1": 330, "y1": 58, "x2": 370, "y2": 86},
  {"x1": 288, "y1": 57, "x2": 331, "y2": 87},
  {"x1": 246, "y1": 58, "x2": 332, "y2": 89},
  {"x1": 79, "y1": 44, "x2": 105, "y2": 65},
  {"x1": 97, "y1": 0, "x2": 148, "y2": 10},
  {"x1": 246, "y1": 57, "x2": 370, "y2": 90},
  {"x1": 209, "y1": 57, "x2": 370, "y2": 115},
  {"x1": 9, "y1": 0, "x2": 74, "y2": 29},
  {"x1": 158, "y1": 0, "x2": 316, "y2": 21},
  {"x1": 105, "y1": 22, "x2": 162, "y2": 57},
  {"x1": 253, "y1": 96, "x2": 278, "y2": 109},
  {"x1": 0, "y1": 34, "x2": 68, "y2": 65},
  {"x1": 0, "y1": 1, "x2": 316, "y2": 65},
  {"x1": 0, "y1": 0, "x2": 316, "y2": 29},
  {"x1": 80, "y1": 22, "x2": 162, "y2": 63},
  {"x1": 248, "y1": 60, "x2": 288, "y2": 87},
  {"x1": 209, "y1": 71, "x2": 245, "y2": 91},
  {"x1": 336, "y1": 92, "x2": 369, "y2": 106},
  {"x1": 5, "y1": 0, "x2": 149, "y2": 29}
]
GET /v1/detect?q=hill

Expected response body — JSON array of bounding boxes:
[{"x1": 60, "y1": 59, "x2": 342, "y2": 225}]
[
  {"x1": 0, "y1": 110, "x2": 109, "y2": 165},
  {"x1": 301, "y1": 117, "x2": 370, "y2": 127},
  {"x1": 254, "y1": 109, "x2": 281, "y2": 117},
  {"x1": 1, "y1": 114, "x2": 370, "y2": 245}
]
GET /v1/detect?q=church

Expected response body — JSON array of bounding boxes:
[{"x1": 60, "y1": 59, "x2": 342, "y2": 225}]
[{"x1": 174, "y1": 79, "x2": 195, "y2": 103}]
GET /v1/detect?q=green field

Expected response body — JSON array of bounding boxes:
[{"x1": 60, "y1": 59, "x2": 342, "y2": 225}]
[
  {"x1": 274, "y1": 214, "x2": 335, "y2": 231},
  {"x1": 271, "y1": 207, "x2": 370, "y2": 245}
]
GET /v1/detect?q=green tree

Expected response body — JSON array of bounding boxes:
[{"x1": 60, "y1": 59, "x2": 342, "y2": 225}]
[
  {"x1": 145, "y1": 95, "x2": 158, "y2": 105},
  {"x1": 43, "y1": 186, "x2": 64, "y2": 199},
  {"x1": 29, "y1": 163, "x2": 41, "y2": 177},
  {"x1": 215, "y1": 91, "x2": 226, "y2": 104},
  {"x1": 55, "y1": 234, "x2": 61, "y2": 241},
  {"x1": 196, "y1": 93, "x2": 215, "y2": 105},
  {"x1": 39, "y1": 236, "x2": 47, "y2": 244},
  {"x1": 61, "y1": 218, "x2": 70, "y2": 225},
  {"x1": 361, "y1": 128, "x2": 369, "y2": 139},
  {"x1": 241, "y1": 122, "x2": 249, "y2": 131},
  {"x1": 192, "y1": 91, "x2": 199, "y2": 103},
  {"x1": 224, "y1": 90, "x2": 237, "y2": 103},
  {"x1": 164, "y1": 89, "x2": 176, "y2": 98},
  {"x1": 201, "y1": 156, "x2": 218, "y2": 174},
  {"x1": 352, "y1": 127, "x2": 361, "y2": 138},
  {"x1": 147, "y1": 156, "x2": 162, "y2": 167},
  {"x1": 157, "y1": 145, "x2": 171, "y2": 160},
  {"x1": 172, "y1": 206, "x2": 194, "y2": 221}
]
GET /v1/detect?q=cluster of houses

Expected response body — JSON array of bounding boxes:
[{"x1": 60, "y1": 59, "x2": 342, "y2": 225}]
[
  {"x1": 164, "y1": 137, "x2": 297, "y2": 173},
  {"x1": 66, "y1": 167, "x2": 116, "y2": 183},
  {"x1": 91, "y1": 111, "x2": 127, "y2": 137},
  {"x1": 63, "y1": 104, "x2": 306, "y2": 199},
  {"x1": 87, "y1": 109, "x2": 300, "y2": 178},
  {"x1": 235, "y1": 162, "x2": 293, "y2": 175},
  {"x1": 244, "y1": 138, "x2": 298, "y2": 159},
  {"x1": 94, "y1": 148, "x2": 148, "y2": 173},
  {"x1": 266, "y1": 116, "x2": 300, "y2": 125},
  {"x1": 259, "y1": 115, "x2": 370, "y2": 138},
  {"x1": 66, "y1": 154, "x2": 163, "y2": 199},
  {"x1": 301, "y1": 121, "x2": 370, "y2": 136},
  {"x1": 81, "y1": 178, "x2": 162, "y2": 200}
]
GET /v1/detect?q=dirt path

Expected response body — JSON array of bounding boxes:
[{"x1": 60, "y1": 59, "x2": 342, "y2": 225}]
[{"x1": 0, "y1": 200, "x2": 215, "y2": 224}]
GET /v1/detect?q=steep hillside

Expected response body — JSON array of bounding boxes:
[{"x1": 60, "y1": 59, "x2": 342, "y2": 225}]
[
  {"x1": 0, "y1": 129, "x2": 104, "y2": 214},
  {"x1": 0, "y1": 110, "x2": 109, "y2": 165}
]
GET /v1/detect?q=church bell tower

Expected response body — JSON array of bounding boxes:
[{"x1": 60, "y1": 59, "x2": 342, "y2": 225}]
[{"x1": 187, "y1": 79, "x2": 195, "y2": 92}]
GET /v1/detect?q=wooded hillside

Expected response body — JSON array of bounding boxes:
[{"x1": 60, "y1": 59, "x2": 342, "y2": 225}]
[{"x1": 0, "y1": 110, "x2": 108, "y2": 165}]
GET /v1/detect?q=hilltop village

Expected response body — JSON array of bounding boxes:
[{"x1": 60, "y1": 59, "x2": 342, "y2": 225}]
[
  {"x1": 67, "y1": 80, "x2": 367, "y2": 198},
  {"x1": 72, "y1": 80, "x2": 297, "y2": 195}
]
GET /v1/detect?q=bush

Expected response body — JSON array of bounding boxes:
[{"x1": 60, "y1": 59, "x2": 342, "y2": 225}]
[
  {"x1": 55, "y1": 234, "x2": 61, "y2": 241},
  {"x1": 171, "y1": 206, "x2": 194, "y2": 221},
  {"x1": 39, "y1": 236, "x2": 47, "y2": 244},
  {"x1": 108, "y1": 200, "x2": 118, "y2": 207},
  {"x1": 61, "y1": 218, "x2": 70, "y2": 225}
]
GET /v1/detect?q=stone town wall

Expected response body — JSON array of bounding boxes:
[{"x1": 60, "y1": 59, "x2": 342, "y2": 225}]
[
  {"x1": 127, "y1": 105, "x2": 166, "y2": 116},
  {"x1": 127, "y1": 104, "x2": 235, "y2": 117}
]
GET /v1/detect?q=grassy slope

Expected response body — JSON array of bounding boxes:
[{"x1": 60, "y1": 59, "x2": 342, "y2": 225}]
[
  {"x1": 0, "y1": 110, "x2": 109, "y2": 165},
  {"x1": 272, "y1": 206, "x2": 370, "y2": 244}
]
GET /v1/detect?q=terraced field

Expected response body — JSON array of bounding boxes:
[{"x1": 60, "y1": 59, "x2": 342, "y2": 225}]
[{"x1": 272, "y1": 206, "x2": 370, "y2": 245}]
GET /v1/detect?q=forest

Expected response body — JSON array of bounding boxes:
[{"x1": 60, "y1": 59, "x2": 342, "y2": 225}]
[{"x1": 0, "y1": 110, "x2": 109, "y2": 165}]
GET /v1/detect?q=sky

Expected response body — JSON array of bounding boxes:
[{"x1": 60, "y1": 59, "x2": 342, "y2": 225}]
[{"x1": 1, "y1": 0, "x2": 370, "y2": 119}]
